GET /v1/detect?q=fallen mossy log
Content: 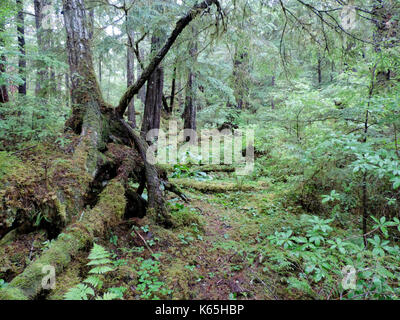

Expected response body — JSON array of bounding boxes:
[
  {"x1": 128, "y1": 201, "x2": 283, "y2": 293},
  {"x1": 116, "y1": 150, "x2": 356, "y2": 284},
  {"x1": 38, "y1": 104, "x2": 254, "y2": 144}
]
[
  {"x1": 170, "y1": 178, "x2": 262, "y2": 193},
  {"x1": 157, "y1": 164, "x2": 235, "y2": 174},
  {"x1": 191, "y1": 164, "x2": 235, "y2": 173},
  {"x1": 0, "y1": 179, "x2": 126, "y2": 300}
]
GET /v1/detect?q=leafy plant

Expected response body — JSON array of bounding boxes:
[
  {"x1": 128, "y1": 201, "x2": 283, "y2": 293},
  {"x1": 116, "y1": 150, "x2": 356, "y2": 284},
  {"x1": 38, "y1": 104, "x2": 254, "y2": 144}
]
[
  {"x1": 266, "y1": 215, "x2": 400, "y2": 299},
  {"x1": 135, "y1": 256, "x2": 171, "y2": 299},
  {"x1": 0, "y1": 279, "x2": 8, "y2": 289}
]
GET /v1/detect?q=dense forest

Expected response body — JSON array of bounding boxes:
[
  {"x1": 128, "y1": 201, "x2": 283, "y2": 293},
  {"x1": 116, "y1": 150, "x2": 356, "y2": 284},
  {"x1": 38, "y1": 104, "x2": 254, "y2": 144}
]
[{"x1": 0, "y1": 0, "x2": 400, "y2": 301}]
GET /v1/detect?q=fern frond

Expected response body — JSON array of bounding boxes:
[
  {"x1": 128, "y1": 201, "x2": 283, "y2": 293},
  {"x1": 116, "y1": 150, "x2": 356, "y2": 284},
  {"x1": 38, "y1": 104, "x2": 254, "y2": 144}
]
[
  {"x1": 83, "y1": 276, "x2": 103, "y2": 289},
  {"x1": 87, "y1": 243, "x2": 111, "y2": 260},
  {"x1": 64, "y1": 284, "x2": 95, "y2": 300},
  {"x1": 89, "y1": 265, "x2": 115, "y2": 274},
  {"x1": 87, "y1": 258, "x2": 112, "y2": 266},
  {"x1": 95, "y1": 292, "x2": 119, "y2": 300}
]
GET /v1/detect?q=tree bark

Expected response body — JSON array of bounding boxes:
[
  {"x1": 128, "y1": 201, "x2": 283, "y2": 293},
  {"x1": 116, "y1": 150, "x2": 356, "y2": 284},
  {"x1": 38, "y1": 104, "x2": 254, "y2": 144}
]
[
  {"x1": 34, "y1": 0, "x2": 51, "y2": 97},
  {"x1": 232, "y1": 45, "x2": 249, "y2": 109},
  {"x1": 63, "y1": 0, "x2": 105, "y2": 133},
  {"x1": 137, "y1": 46, "x2": 146, "y2": 105},
  {"x1": 141, "y1": 34, "x2": 164, "y2": 140},
  {"x1": 317, "y1": 53, "x2": 322, "y2": 85},
  {"x1": 0, "y1": 21, "x2": 9, "y2": 103},
  {"x1": 169, "y1": 65, "x2": 177, "y2": 112},
  {"x1": 88, "y1": 6, "x2": 94, "y2": 40},
  {"x1": 183, "y1": 27, "x2": 198, "y2": 140},
  {"x1": 17, "y1": 0, "x2": 26, "y2": 95},
  {"x1": 126, "y1": 17, "x2": 136, "y2": 128}
]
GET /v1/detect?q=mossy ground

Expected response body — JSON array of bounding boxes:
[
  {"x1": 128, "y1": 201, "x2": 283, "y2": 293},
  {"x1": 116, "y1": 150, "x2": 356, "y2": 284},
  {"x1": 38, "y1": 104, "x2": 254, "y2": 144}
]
[
  {"x1": 0, "y1": 126, "x2": 305, "y2": 300},
  {"x1": 40, "y1": 167, "x2": 302, "y2": 300}
]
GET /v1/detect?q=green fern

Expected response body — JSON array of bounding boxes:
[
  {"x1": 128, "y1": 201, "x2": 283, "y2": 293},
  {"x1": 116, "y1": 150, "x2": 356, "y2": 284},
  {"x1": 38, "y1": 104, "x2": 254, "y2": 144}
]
[
  {"x1": 95, "y1": 292, "x2": 119, "y2": 300},
  {"x1": 64, "y1": 243, "x2": 122, "y2": 300},
  {"x1": 89, "y1": 265, "x2": 115, "y2": 274},
  {"x1": 64, "y1": 284, "x2": 94, "y2": 300},
  {"x1": 88, "y1": 243, "x2": 112, "y2": 261},
  {"x1": 87, "y1": 243, "x2": 115, "y2": 275},
  {"x1": 83, "y1": 276, "x2": 103, "y2": 289}
]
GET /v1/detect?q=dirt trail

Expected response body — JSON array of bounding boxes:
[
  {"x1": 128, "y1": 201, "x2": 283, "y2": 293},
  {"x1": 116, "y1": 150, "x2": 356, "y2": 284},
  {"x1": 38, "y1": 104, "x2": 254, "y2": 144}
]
[{"x1": 161, "y1": 192, "x2": 275, "y2": 300}]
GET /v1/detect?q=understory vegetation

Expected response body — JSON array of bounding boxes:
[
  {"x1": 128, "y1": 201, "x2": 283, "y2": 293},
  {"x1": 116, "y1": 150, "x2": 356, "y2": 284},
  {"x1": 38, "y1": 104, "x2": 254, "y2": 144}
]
[{"x1": 1, "y1": 0, "x2": 400, "y2": 300}]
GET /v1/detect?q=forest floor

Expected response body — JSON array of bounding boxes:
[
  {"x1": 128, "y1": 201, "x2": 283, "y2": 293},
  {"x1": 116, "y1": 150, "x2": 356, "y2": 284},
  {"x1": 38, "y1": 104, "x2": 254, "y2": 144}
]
[
  {"x1": 89, "y1": 173, "x2": 290, "y2": 300},
  {"x1": 1, "y1": 162, "x2": 300, "y2": 300},
  {"x1": 0, "y1": 122, "x2": 308, "y2": 300}
]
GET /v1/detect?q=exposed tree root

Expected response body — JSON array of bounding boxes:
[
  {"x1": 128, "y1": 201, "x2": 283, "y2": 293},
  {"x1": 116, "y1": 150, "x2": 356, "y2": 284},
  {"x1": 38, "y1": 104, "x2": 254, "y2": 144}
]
[
  {"x1": 163, "y1": 181, "x2": 190, "y2": 203},
  {"x1": 121, "y1": 119, "x2": 173, "y2": 227}
]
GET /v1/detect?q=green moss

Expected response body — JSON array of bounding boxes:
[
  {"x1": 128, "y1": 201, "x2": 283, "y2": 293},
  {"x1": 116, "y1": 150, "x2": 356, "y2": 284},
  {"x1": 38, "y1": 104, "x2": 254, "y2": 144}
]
[
  {"x1": 169, "y1": 207, "x2": 202, "y2": 229},
  {"x1": 47, "y1": 261, "x2": 82, "y2": 300},
  {"x1": 54, "y1": 199, "x2": 67, "y2": 223},
  {"x1": 170, "y1": 178, "x2": 260, "y2": 193},
  {"x1": 163, "y1": 260, "x2": 197, "y2": 300},
  {"x1": 83, "y1": 180, "x2": 126, "y2": 236},
  {"x1": 0, "y1": 287, "x2": 27, "y2": 300},
  {"x1": 0, "y1": 177, "x2": 126, "y2": 300},
  {"x1": 0, "y1": 151, "x2": 24, "y2": 182},
  {"x1": 0, "y1": 229, "x2": 17, "y2": 246}
]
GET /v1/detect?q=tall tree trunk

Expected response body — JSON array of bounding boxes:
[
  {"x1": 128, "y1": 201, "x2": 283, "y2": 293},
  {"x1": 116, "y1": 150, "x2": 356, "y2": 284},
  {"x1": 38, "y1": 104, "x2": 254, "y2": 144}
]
[
  {"x1": 88, "y1": 6, "x2": 94, "y2": 40},
  {"x1": 183, "y1": 27, "x2": 197, "y2": 140},
  {"x1": 169, "y1": 65, "x2": 177, "y2": 112},
  {"x1": 271, "y1": 75, "x2": 275, "y2": 110},
  {"x1": 141, "y1": 34, "x2": 164, "y2": 140},
  {"x1": 34, "y1": 0, "x2": 50, "y2": 97},
  {"x1": 0, "y1": 21, "x2": 9, "y2": 103},
  {"x1": 317, "y1": 54, "x2": 322, "y2": 85},
  {"x1": 232, "y1": 45, "x2": 249, "y2": 109},
  {"x1": 17, "y1": 0, "x2": 26, "y2": 95},
  {"x1": 63, "y1": 0, "x2": 104, "y2": 133},
  {"x1": 372, "y1": 0, "x2": 400, "y2": 84},
  {"x1": 126, "y1": 15, "x2": 136, "y2": 127}
]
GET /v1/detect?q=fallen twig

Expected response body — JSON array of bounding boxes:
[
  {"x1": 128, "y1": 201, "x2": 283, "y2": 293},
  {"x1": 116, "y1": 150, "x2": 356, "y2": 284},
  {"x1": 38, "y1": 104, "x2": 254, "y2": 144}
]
[{"x1": 131, "y1": 228, "x2": 159, "y2": 261}]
